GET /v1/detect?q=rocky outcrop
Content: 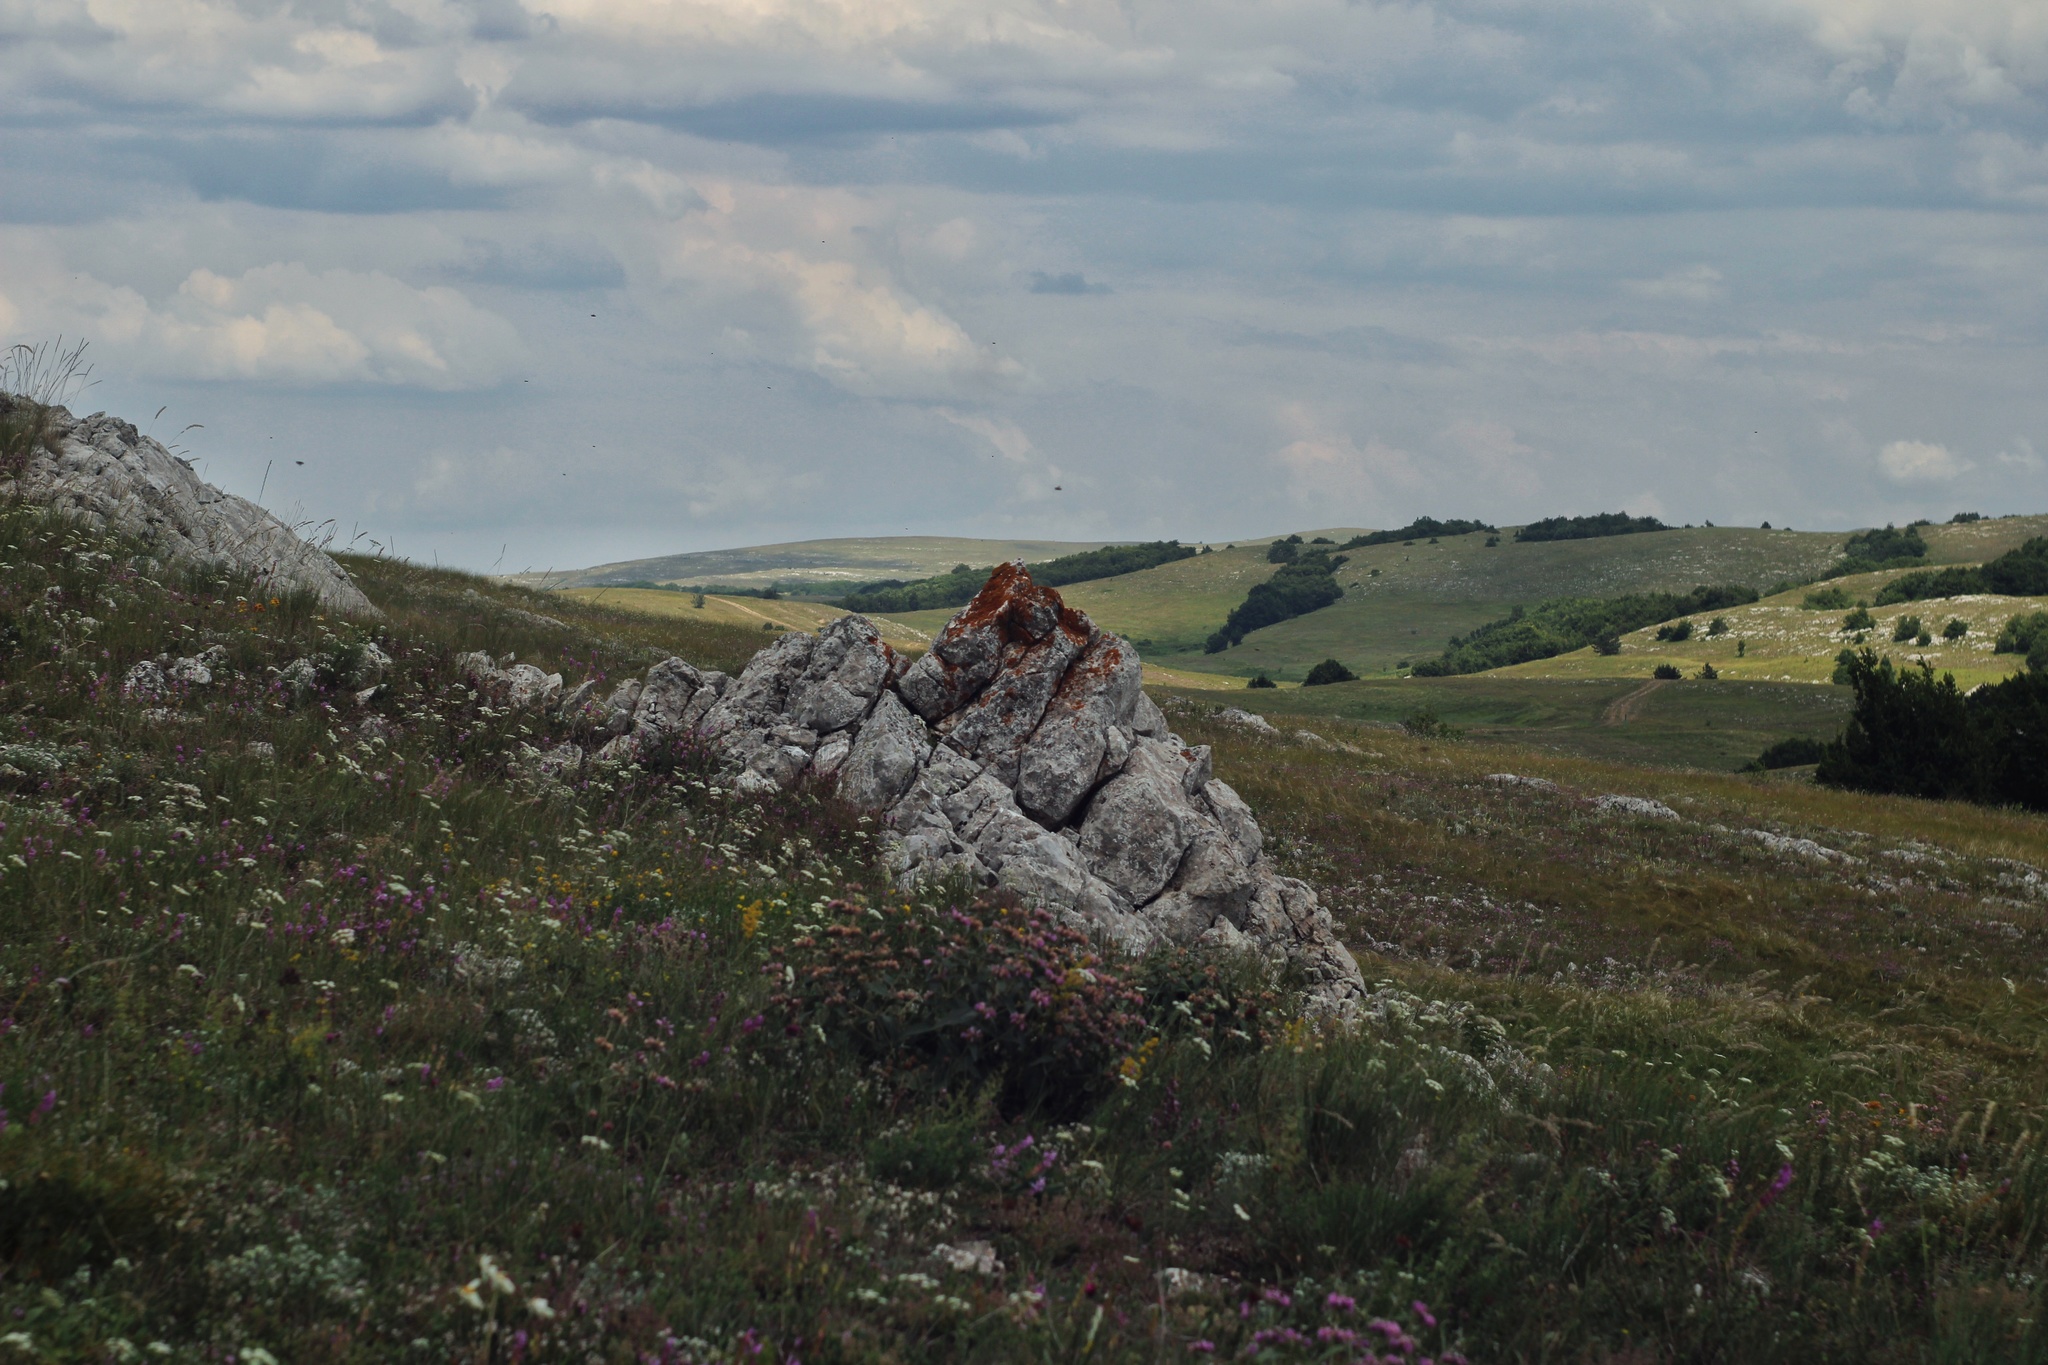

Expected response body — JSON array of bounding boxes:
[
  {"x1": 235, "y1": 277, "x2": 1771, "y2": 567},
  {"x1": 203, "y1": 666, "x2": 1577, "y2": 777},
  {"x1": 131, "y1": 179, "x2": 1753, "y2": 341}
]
[
  {"x1": 1, "y1": 399, "x2": 375, "y2": 617},
  {"x1": 578, "y1": 562, "x2": 1365, "y2": 1012}
]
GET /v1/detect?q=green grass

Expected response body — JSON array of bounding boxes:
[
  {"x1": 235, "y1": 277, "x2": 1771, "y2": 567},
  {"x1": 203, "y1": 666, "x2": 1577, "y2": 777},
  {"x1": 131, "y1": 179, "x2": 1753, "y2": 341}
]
[
  {"x1": 13, "y1": 500, "x2": 2048, "y2": 1361},
  {"x1": 1163, "y1": 674, "x2": 1855, "y2": 770}
]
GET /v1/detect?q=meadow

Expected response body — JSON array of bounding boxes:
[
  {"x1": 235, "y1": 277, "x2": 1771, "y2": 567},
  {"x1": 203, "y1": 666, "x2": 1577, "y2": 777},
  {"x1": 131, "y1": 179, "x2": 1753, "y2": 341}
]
[{"x1": 9, "y1": 501, "x2": 2048, "y2": 1362}]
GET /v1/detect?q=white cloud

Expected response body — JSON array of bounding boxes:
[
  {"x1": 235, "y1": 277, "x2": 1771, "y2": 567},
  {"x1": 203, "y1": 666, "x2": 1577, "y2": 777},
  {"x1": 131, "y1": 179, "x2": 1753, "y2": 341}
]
[
  {"x1": 1879, "y1": 438, "x2": 1972, "y2": 481},
  {"x1": 1271, "y1": 404, "x2": 1421, "y2": 512},
  {"x1": 0, "y1": 255, "x2": 523, "y2": 390}
]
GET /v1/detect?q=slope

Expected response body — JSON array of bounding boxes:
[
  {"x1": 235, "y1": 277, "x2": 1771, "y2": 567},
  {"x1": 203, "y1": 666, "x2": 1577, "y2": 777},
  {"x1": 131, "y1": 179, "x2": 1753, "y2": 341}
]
[{"x1": 520, "y1": 535, "x2": 1120, "y2": 594}]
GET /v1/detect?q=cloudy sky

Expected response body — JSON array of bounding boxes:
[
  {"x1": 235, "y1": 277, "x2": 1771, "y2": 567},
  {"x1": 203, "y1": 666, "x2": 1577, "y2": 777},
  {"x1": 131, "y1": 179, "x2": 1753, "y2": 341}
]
[{"x1": 3, "y1": 0, "x2": 2045, "y2": 571}]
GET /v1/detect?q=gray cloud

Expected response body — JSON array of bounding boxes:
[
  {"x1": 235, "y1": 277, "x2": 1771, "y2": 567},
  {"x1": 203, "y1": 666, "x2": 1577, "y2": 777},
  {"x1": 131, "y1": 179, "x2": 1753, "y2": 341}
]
[{"x1": 0, "y1": 0, "x2": 2043, "y2": 569}]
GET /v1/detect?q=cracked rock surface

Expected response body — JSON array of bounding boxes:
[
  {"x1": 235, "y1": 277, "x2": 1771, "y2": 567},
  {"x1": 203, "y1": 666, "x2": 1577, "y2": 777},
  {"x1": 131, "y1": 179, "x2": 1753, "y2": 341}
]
[
  {"x1": 605, "y1": 562, "x2": 1366, "y2": 1012},
  {"x1": 2, "y1": 400, "x2": 375, "y2": 617}
]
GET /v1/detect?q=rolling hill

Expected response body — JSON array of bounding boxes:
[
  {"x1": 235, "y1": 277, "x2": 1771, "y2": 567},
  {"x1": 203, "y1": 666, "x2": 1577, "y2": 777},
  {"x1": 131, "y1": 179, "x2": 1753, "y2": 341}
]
[{"x1": 521, "y1": 534, "x2": 1124, "y2": 594}]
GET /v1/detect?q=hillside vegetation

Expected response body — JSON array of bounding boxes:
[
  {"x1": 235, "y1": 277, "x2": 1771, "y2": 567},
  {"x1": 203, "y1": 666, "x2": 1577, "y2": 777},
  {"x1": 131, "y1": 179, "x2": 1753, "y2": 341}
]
[
  {"x1": 13, "y1": 500, "x2": 2048, "y2": 1360},
  {"x1": 838, "y1": 541, "x2": 1197, "y2": 616}
]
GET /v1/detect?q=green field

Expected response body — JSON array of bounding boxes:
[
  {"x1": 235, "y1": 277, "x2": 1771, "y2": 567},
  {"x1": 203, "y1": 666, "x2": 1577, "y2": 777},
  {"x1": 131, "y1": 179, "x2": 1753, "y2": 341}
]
[{"x1": 1160, "y1": 674, "x2": 1855, "y2": 771}]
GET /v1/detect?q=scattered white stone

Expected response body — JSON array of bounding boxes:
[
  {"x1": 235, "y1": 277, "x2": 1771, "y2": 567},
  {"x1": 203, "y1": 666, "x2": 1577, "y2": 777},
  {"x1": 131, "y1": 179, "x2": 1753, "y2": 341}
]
[
  {"x1": 1743, "y1": 829, "x2": 1855, "y2": 863},
  {"x1": 1487, "y1": 773, "x2": 1558, "y2": 792},
  {"x1": 1213, "y1": 707, "x2": 1278, "y2": 734},
  {"x1": 1594, "y1": 794, "x2": 1679, "y2": 821}
]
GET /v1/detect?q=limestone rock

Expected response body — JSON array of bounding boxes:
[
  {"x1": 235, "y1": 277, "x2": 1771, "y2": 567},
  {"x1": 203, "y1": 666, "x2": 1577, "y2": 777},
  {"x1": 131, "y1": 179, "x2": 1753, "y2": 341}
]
[
  {"x1": 592, "y1": 561, "x2": 1366, "y2": 1012},
  {"x1": 2, "y1": 401, "x2": 375, "y2": 616}
]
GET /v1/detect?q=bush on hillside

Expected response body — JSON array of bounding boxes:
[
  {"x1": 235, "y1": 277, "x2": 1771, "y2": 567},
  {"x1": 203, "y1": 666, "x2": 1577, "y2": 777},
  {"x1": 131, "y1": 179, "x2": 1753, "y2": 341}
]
[
  {"x1": 1206, "y1": 551, "x2": 1346, "y2": 652},
  {"x1": 1995, "y1": 611, "x2": 2048, "y2": 655},
  {"x1": 766, "y1": 899, "x2": 1145, "y2": 1117},
  {"x1": 1953, "y1": 511, "x2": 1984, "y2": 523},
  {"x1": 1246, "y1": 672, "x2": 1277, "y2": 689},
  {"x1": 1514, "y1": 512, "x2": 1668, "y2": 543},
  {"x1": 1943, "y1": 617, "x2": 1969, "y2": 640},
  {"x1": 1697, "y1": 662, "x2": 1718, "y2": 679},
  {"x1": 1267, "y1": 536, "x2": 1303, "y2": 564},
  {"x1": 1655, "y1": 619, "x2": 1694, "y2": 643},
  {"x1": 1302, "y1": 658, "x2": 1358, "y2": 686},
  {"x1": 1816, "y1": 651, "x2": 2048, "y2": 809},
  {"x1": 1892, "y1": 614, "x2": 1923, "y2": 643},
  {"x1": 1339, "y1": 518, "x2": 1494, "y2": 551},
  {"x1": 1593, "y1": 632, "x2": 1622, "y2": 656},
  {"x1": 1842, "y1": 606, "x2": 1875, "y2": 632},
  {"x1": 1743, "y1": 735, "x2": 1826, "y2": 772},
  {"x1": 1411, "y1": 584, "x2": 1757, "y2": 677},
  {"x1": 1817, "y1": 523, "x2": 1930, "y2": 581},
  {"x1": 1804, "y1": 586, "x2": 1853, "y2": 610},
  {"x1": 1652, "y1": 663, "x2": 1682, "y2": 680}
]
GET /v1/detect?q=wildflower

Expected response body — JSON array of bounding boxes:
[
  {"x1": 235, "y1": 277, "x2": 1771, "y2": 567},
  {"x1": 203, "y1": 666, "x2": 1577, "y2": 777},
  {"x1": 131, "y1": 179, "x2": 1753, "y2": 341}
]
[
  {"x1": 1869, "y1": 1217, "x2": 1886, "y2": 1236},
  {"x1": 1412, "y1": 1299, "x2": 1437, "y2": 1327},
  {"x1": 1761, "y1": 1163, "x2": 1795, "y2": 1207},
  {"x1": 176, "y1": 963, "x2": 201, "y2": 978},
  {"x1": 528, "y1": 1297, "x2": 556, "y2": 1319},
  {"x1": 457, "y1": 1280, "x2": 486, "y2": 1310},
  {"x1": 486, "y1": 1076, "x2": 506, "y2": 1091},
  {"x1": 1188, "y1": 1343, "x2": 1215, "y2": 1354},
  {"x1": 581, "y1": 1134, "x2": 612, "y2": 1152},
  {"x1": 242, "y1": 1348, "x2": 280, "y2": 1365},
  {"x1": 474, "y1": 1255, "x2": 515, "y2": 1297},
  {"x1": 331, "y1": 927, "x2": 356, "y2": 947},
  {"x1": 1233, "y1": 1203, "x2": 1251, "y2": 1222},
  {"x1": 1326, "y1": 1293, "x2": 1357, "y2": 1312},
  {"x1": 1, "y1": 1332, "x2": 33, "y2": 1352}
]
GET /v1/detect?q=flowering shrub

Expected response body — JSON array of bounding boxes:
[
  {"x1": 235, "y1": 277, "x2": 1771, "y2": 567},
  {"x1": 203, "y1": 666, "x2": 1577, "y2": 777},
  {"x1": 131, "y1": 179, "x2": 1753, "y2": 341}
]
[{"x1": 768, "y1": 899, "x2": 1145, "y2": 1115}]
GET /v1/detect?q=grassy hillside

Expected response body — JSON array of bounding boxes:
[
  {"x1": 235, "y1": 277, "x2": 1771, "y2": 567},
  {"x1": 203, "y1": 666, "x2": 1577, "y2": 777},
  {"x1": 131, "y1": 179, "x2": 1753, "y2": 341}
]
[
  {"x1": 18, "y1": 500, "x2": 2048, "y2": 1360},
  {"x1": 554, "y1": 586, "x2": 934, "y2": 652},
  {"x1": 1502, "y1": 577, "x2": 2048, "y2": 689},
  {"x1": 1160, "y1": 675, "x2": 1855, "y2": 771},
  {"x1": 524, "y1": 535, "x2": 1122, "y2": 594}
]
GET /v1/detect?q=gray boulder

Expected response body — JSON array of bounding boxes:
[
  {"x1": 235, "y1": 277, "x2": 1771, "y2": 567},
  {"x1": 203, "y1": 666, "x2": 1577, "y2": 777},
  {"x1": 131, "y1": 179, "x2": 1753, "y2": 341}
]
[
  {"x1": 592, "y1": 561, "x2": 1366, "y2": 1013},
  {"x1": 2, "y1": 402, "x2": 375, "y2": 616}
]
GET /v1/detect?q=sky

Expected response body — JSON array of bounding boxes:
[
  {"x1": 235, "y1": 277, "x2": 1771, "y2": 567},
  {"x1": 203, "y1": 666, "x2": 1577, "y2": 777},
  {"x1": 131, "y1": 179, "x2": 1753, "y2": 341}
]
[{"x1": 2, "y1": 0, "x2": 2046, "y2": 573}]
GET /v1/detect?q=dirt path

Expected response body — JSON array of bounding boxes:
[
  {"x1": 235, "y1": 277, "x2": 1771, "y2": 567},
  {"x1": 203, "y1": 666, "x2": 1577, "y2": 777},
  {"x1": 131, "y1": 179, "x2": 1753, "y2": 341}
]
[{"x1": 1601, "y1": 679, "x2": 1665, "y2": 726}]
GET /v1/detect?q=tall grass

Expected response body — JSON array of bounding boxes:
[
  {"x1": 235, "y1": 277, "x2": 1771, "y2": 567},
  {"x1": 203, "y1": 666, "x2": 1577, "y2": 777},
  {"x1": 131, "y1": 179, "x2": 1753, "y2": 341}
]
[
  {"x1": 0, "y1": 338, "x2": 92, "y2": 477},
  {"x1": 7, "y1": 501, "x2": 2048, "y2": 1360}
]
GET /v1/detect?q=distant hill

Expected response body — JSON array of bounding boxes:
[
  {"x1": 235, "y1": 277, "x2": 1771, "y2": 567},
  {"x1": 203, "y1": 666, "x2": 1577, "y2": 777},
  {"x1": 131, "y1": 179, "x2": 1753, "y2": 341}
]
[
  {"x1": 542, "y1": 516, "x2": 2048, "y2": 685},
  {"x1": 520, "y1": 535, "x2": 1125, "y2": 594}
]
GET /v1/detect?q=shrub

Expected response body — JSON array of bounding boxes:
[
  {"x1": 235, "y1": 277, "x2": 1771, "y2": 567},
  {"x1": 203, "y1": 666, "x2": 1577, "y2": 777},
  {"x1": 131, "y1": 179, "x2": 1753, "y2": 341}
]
[
  {"x1": 1207, "y1": 551, "x2": 1346, "y2": 651},
  {"x1": 839, "y1": 541, "x2": 1197, "y2": 614},
  {"x1": 1514, "y1": 512, "x2": 1668, "y2": 543},
  {"x1": 1484, "y1": 535, "x2": 1500, "y2": 547},
  {"x1": 1994, "y1": 611, "x2": 2048, "y2": 655},
  {"x1": 1892, "y1": 615, "x2": 1923, "y2": 643},
  {"x1": 1868, "y1": 538, "x2": 2048, "y2": 605},
  {"x1": 1706, "y1": 616, "x2": 1730, "y2": 636},
  {"x1": 1592, "y1": 632, "x2": 1622, "y2": 656},
  {"x1": 1744, "y1": 735, "x2": 1826, "y2": 771},
  {"x1": 1953, "y1": 511, "x2": 1984, "y2": 523},
  {"x1": 1697, "y1": 662, "x2": 1718, "y2": 679},
  {"x1": 1302, "y1": 658, "x2": 1358, "y2": 686},
  {"x1": 1804, "y1": 587, "x2": 1853, "y2": 610},
  {"x1": 1817, "y1": 652, "x2": 1977, "y2": 800},
  {"x1": 1655, "y1": 620, "x2": 1694, "y2": 643},
  {"x1": 1915, "y1": 631, "x2": 1933, "y2": 647},
  {"x1": 1943, "y1": 618, "x2": 1968, "y2": 640},
  {"x1": 1402, "y1": 706, "x2": 1461, "y2": 738},
  {"x1": 1843, "y1": 606, "x2": 1875, "y2": 632},
  {"x1": 1339, "y1": 518, "x2": 1494, "y2": 550},
  {"x1": 766, "y1": 899, "x2": 1145, "y2": 1117},
  {"x1": 1652, "y1": 664, "x2": 1682, "y2": 680},
  {"x1": 1267, "y1": 536, "x2": 1303, "y2": 564},
  {"x1": 1246, "y1": 672, "x2": 1277, "y2": 689},
  {"x1": 1816, "y1": 651, "x2": 2048, "y2": 809}
]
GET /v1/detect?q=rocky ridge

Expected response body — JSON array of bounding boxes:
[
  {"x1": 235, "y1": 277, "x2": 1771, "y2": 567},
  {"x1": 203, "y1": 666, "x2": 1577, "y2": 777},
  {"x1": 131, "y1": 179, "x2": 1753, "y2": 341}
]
[
  {"x1": 471, "y1": 562, "x2": 1366, "y2": 1011},
  {"x1": 1, "y1": 397, "x2": 374, "y2": 616}
]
